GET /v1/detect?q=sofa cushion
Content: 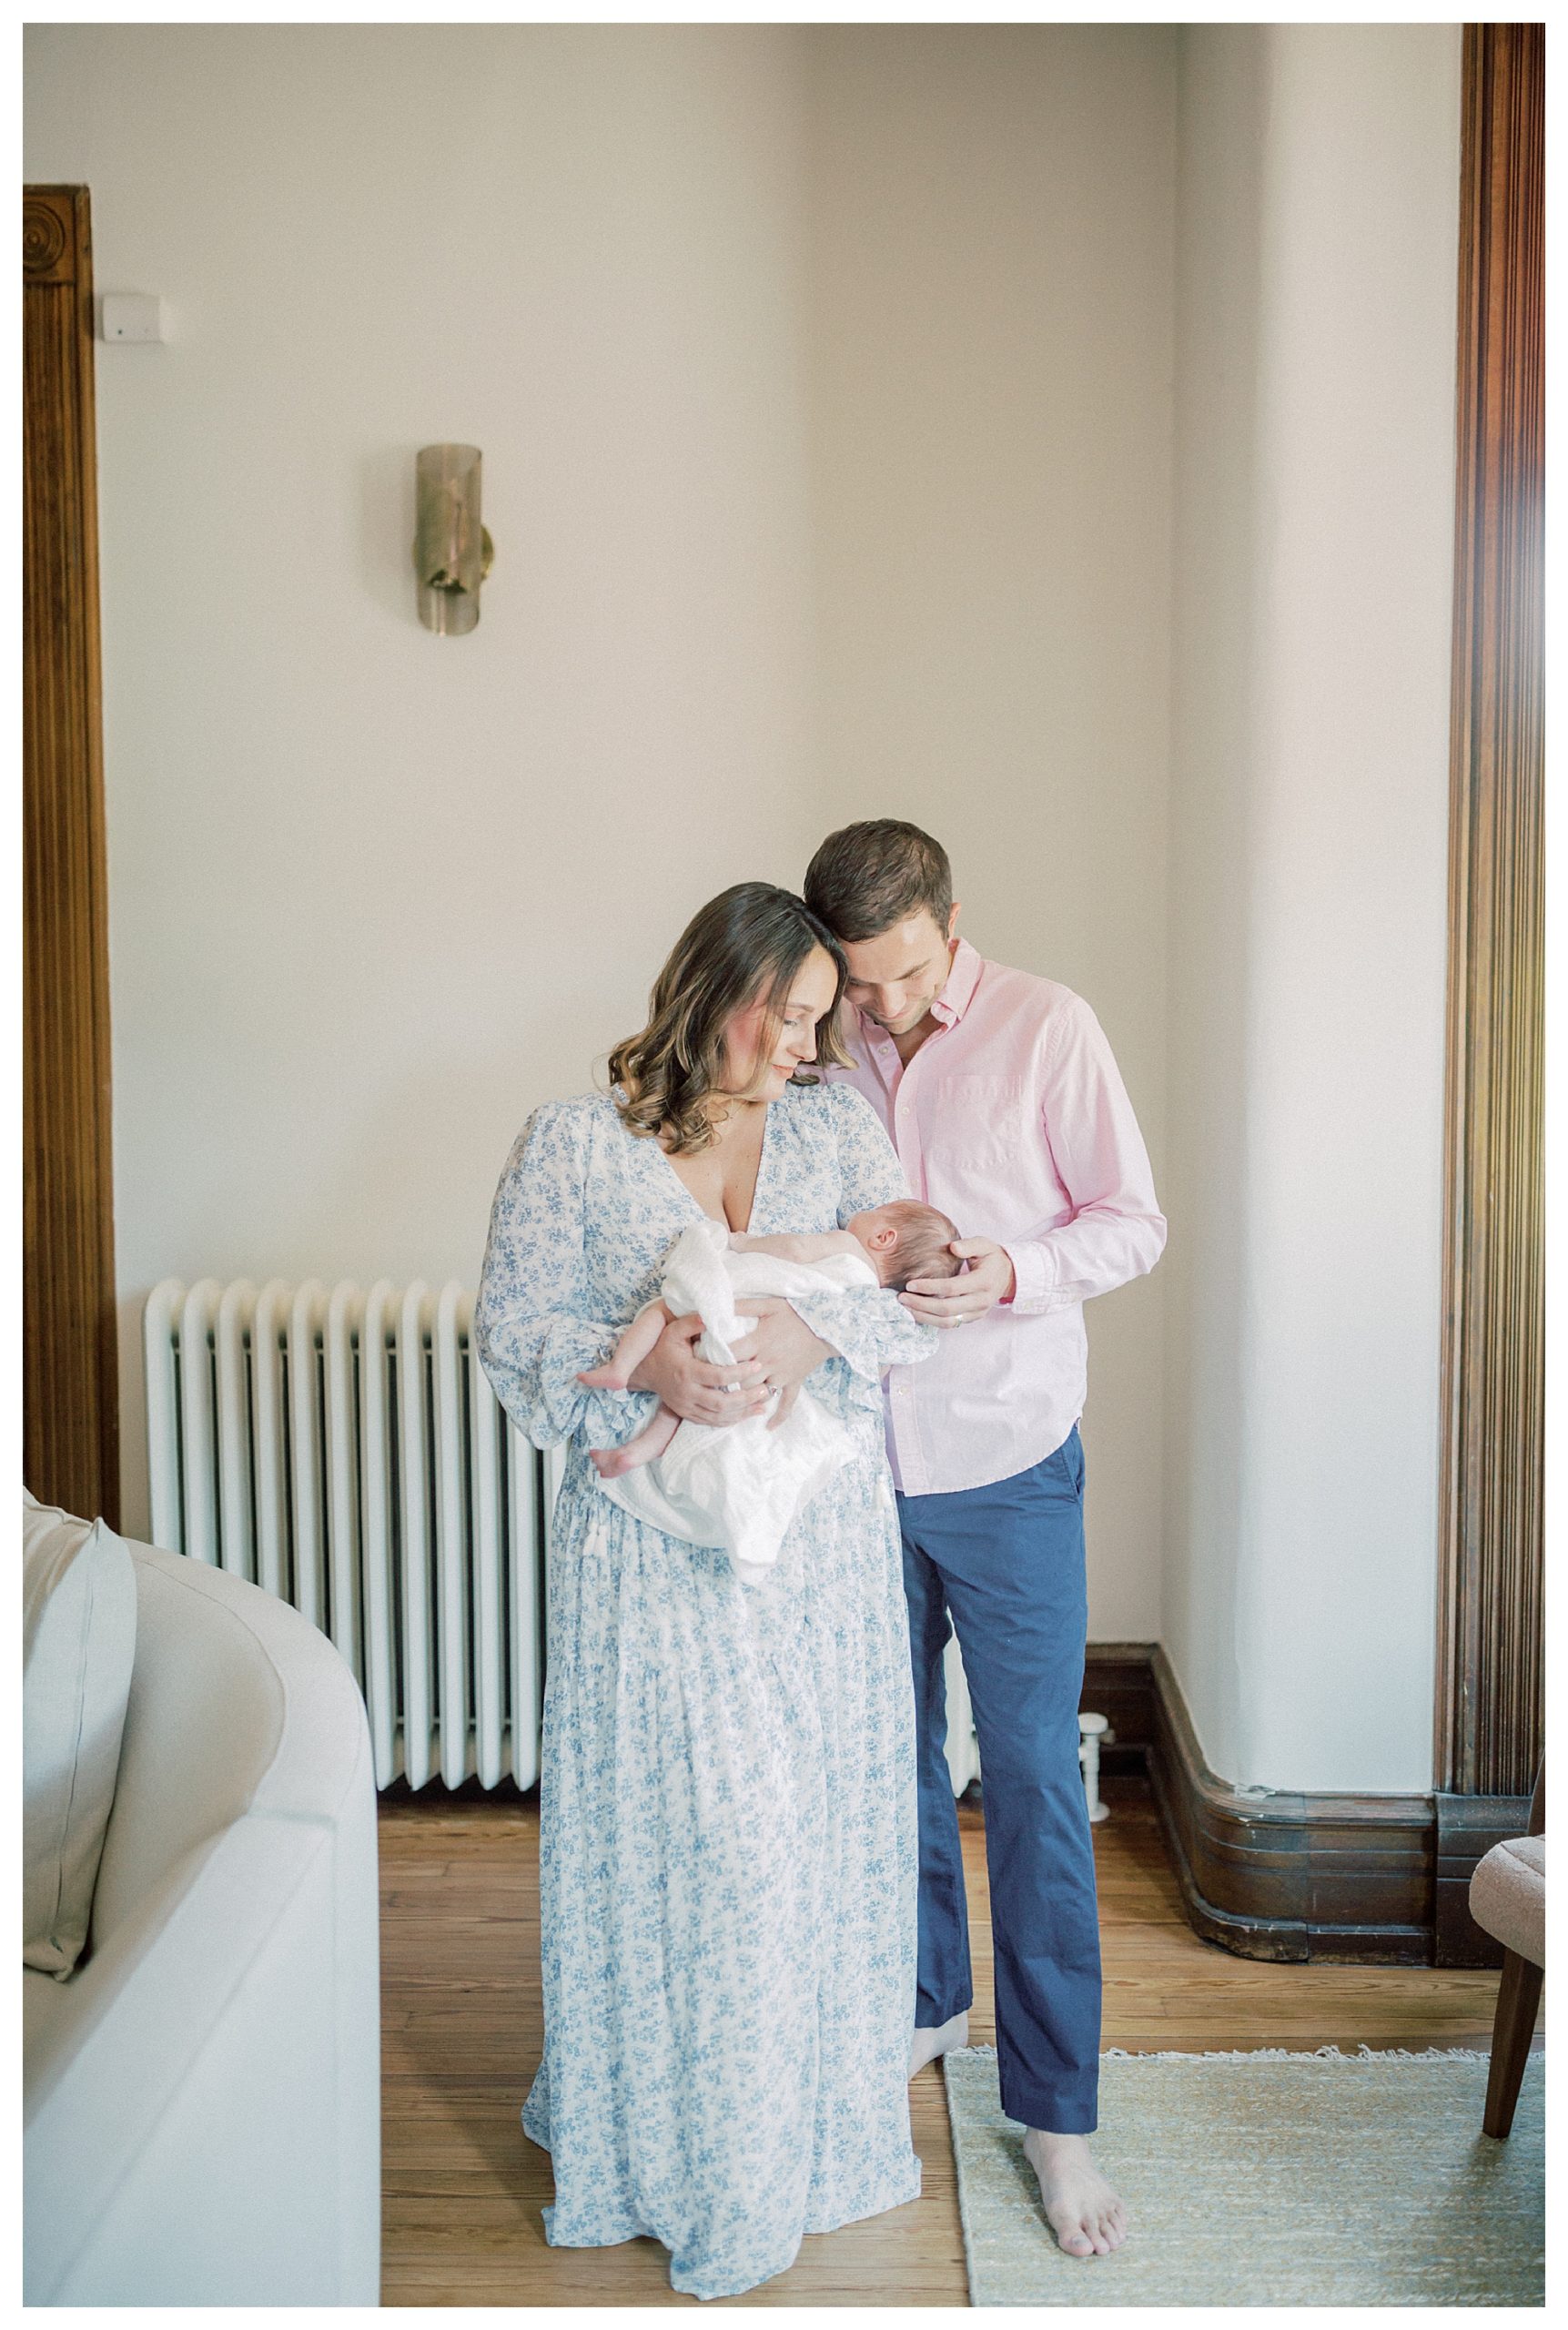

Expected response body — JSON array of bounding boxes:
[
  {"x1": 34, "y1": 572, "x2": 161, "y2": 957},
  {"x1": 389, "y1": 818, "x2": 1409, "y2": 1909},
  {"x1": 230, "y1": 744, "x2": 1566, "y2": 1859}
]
[
  {"x1": 1468, "y1": 1832, "x2": 1545, "y2": 1968},
  {"x1": 24, "y1": 1492, "x2": 138, "y2": 1979}
]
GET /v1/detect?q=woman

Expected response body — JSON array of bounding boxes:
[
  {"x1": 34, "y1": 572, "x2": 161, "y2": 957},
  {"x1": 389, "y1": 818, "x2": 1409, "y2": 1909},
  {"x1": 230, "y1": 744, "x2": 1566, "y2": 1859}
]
[{"x1": 475, "y1": 883, "x2": 936, "y2": 2300}]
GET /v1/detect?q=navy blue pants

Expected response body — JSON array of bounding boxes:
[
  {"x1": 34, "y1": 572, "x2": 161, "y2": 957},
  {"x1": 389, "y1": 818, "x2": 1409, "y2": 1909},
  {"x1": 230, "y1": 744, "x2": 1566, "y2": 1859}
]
[{"x1": 897, "y1": 1426, "x2": 1100, "y2": 2132}]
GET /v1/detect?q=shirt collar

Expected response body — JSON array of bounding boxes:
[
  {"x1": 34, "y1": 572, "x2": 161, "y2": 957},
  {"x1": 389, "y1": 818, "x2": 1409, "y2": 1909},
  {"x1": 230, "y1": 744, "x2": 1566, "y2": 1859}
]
[{"x1": 930, "y1": 936, "x2": 983, "y2": 1027}]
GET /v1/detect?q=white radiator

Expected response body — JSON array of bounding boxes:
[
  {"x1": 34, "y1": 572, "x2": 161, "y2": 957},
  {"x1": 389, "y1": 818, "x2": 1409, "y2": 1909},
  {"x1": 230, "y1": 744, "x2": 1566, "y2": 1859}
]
[{"x1": 143, "y1": 1279, "x2": 560, "y2": 1794}]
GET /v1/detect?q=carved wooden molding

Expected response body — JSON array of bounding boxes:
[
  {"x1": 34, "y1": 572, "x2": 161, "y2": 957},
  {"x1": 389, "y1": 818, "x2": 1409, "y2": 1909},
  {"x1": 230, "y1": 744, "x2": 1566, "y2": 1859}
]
[
  {"x1": 1435, "y1": 29, "x2": 1544, "y2": 1798},
  {"x1": 24, "y1": 186, "x2": 119, "y2": 1524}
]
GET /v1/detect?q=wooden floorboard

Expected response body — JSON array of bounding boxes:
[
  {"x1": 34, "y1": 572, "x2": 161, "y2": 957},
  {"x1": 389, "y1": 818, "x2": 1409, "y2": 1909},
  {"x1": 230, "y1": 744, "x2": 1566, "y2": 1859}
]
[{"x1": 377, "y1": 1775, "x2": 1531, "y2": 2306}]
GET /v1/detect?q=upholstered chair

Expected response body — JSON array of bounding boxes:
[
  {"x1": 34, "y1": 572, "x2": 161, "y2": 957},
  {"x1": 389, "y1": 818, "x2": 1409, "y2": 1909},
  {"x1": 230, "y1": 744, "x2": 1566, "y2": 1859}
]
[{"x1": 1467, "y1": 1765, "x2": 1545, "y2": 2141}]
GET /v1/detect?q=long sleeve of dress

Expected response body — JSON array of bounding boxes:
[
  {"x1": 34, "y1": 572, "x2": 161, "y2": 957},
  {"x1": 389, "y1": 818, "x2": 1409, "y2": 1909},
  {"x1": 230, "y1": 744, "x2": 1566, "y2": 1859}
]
[
  {"x1": 475, "y1": 1101, "x2": 659, "y2": 1452},
  {"x1": 775, "y1": 1085, "x2": 938, "y2": 1417}
]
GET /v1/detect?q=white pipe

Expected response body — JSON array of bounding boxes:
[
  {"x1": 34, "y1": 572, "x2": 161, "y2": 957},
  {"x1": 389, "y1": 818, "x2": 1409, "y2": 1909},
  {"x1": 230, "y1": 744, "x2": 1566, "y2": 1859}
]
[{"x1": 1079, "y1": 1711, "x2": 1110, "y2": 1823}]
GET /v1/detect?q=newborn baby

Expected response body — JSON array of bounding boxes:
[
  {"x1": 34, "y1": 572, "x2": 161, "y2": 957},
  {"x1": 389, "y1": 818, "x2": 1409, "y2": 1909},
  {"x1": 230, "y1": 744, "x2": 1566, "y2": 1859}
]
[
  {"x1": 585, "y1": 1199, "x2": 960, "y2": 1476},
  {"x1": 578, "y1": 1200, "x2": 960, "y2": 1580}
]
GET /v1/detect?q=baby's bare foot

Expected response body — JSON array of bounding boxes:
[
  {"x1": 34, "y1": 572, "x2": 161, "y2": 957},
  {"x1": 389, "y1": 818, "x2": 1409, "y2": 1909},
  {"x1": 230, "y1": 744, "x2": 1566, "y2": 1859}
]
[
  {"x1": 590, "y1": 1445, "x2": 634, "y2": 1479},
  {"x1": 1022, "y1": 2129, "x2": 1128, "y2": 2259},
  {"x1": 577, "y1": 1362, "x2": 628, "y2": 1391}
]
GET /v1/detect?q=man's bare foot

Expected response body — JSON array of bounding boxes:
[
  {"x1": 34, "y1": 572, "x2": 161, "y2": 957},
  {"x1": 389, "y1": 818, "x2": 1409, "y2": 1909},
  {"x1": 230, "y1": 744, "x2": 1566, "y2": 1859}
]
[
  {"x1": 577, "y1": 1362, "x2": 629, "y2": 1392},
  {"x1": 908, "y1": 2010, "x2": 969, "y2": 2077},
  {"x1": 1022, "y1": 2128, "x2": 1128, "y2": 2258}
]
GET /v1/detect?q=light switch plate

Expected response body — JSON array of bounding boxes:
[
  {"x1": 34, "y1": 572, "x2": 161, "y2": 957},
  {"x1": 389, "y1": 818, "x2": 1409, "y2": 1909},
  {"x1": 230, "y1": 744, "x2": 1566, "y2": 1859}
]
[{"x1": 100, "y1": 294, "x2": 165, "y2": 344}]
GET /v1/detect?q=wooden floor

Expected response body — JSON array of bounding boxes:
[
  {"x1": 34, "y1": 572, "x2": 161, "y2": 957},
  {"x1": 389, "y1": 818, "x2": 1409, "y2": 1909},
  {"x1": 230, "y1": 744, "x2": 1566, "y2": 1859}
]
[{"x1": 379, "y1": 1776, "x2": 1526, "y2": 2307}]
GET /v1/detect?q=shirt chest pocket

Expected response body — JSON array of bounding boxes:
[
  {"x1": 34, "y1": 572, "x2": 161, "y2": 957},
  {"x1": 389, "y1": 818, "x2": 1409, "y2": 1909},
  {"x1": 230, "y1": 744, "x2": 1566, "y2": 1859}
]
[{"x1": 924, "y1": 1073, "x2": 1036, "y2": 1176}]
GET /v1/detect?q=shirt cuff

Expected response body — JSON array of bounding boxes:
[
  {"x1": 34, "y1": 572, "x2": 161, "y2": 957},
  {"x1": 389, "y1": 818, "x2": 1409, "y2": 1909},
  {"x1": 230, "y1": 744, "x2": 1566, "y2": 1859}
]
[{"x1": 999, "y1": 1239, "x2": 1057, "y2": 1317}]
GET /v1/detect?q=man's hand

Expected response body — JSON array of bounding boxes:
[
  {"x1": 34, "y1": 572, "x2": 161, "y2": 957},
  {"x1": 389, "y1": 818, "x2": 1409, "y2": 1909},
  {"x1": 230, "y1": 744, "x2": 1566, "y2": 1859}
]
[
  {"x1": 730, "y1": 1297, "x2": 837, "y2": 1430},
  {"x1": 899, "y1": 1238, "x2": 1016, "y2": 1326},
  {"x1": 627, "y1": 1312, "x2": 771, "y2": 1426}
]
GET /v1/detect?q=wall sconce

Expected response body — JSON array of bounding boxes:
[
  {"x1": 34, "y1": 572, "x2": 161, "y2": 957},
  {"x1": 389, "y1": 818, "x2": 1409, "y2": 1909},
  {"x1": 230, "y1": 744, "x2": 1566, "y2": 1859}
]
[{"x1": 413, "y1": 445, "x2": 494, "y2": 635}]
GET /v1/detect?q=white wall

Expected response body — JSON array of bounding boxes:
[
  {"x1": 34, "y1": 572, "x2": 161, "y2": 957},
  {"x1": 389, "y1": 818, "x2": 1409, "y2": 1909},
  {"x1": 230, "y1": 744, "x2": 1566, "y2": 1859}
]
[
  {"x1": 27, "y1": 24, "x2": 1461, "y2": 1791},
  {"x1": 25, "y1": 22, "x2": 1179, "y2": 1645},
  {"x1": 804, "y1": 25, "x2": 1178, "y2": 1640},
  {"x1": 1163, "y1": 24, "x2": 1462, "y2": 1790},
  {"x1": 25, "y1": 23, "x2": 826, "y2": 1538}
]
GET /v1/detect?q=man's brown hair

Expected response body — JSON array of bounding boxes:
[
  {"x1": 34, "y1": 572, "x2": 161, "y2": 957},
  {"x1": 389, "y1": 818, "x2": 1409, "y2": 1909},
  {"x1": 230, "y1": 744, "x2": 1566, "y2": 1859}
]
[{"x1": 803, "y1": 819, "x2": 953, "y2": 944}]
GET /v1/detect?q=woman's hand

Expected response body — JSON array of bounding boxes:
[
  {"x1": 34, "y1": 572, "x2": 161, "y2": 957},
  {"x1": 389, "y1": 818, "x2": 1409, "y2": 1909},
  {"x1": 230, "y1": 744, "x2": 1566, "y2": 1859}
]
[
  {"x1": 899, "y1": 1238, "x2": 1016, "y2": 1326},
  {"x1": 628, "y1": 1312, "x2": 771, "y2": 1426},
  {"x1": 730, "y1": 1298, "x2": 837, "y2": 1429}
]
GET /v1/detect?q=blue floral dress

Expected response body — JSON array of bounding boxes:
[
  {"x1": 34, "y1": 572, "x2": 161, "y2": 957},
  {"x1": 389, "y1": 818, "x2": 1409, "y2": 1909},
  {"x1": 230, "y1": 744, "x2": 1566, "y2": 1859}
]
[{"x1": 474, "y1": 1079, "x2": 937, "y2": 2301}]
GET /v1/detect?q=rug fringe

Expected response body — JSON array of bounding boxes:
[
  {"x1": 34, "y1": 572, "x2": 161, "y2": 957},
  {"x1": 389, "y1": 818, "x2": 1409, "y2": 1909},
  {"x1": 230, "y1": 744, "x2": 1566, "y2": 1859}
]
[
  {"x1": 1102, "y1": 2043, "x2": 1495, "y2": 2064},
  {"x1": 952, "y1": 2043, "x2": 1496, "y2": 2064}
]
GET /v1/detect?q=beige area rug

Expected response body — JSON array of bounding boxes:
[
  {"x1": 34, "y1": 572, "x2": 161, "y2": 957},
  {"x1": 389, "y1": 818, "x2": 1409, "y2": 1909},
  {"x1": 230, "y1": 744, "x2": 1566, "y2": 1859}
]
[{"x1": 944, "y1": 2043, "x2": 1544, "y2": 2306}]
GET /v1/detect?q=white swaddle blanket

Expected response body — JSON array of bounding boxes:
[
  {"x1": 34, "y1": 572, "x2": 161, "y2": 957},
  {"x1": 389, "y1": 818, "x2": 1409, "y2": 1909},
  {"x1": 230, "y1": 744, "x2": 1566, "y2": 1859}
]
[{"x1": 593, "y1": 1217, "x2": 878, "y2": 1584}]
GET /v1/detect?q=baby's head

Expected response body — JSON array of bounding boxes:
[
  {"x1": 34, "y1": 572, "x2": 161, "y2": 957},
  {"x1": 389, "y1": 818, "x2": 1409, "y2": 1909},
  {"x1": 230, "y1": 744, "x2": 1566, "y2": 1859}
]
[{"x1": 845, "y1": 1200, "x2": 964, "y2": 1292}]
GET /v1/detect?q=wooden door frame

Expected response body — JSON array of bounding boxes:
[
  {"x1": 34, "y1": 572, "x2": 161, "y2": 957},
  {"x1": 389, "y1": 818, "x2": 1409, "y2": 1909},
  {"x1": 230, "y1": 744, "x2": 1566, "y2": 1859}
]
[
  {"x1": 1434, "y1": 26, "x2": 1543, "y2": 1801},
  {"x1": 24, "y1": 184, "x2": 119, "y2": 1526}
]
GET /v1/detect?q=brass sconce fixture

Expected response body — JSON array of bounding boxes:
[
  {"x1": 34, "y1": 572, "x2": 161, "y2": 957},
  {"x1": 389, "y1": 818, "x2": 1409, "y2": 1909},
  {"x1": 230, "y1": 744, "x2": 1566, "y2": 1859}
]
[{"x1": 413, "y1": 444, "x2": 494, "y2": 634}]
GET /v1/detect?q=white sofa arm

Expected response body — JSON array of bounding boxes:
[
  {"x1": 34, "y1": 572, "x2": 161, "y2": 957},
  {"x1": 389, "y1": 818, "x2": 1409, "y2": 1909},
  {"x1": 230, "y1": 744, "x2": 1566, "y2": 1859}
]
[
  {"x1": 25, "y1": 1785, "x2": 379, "y2": 2303},
  {"x1": 24, "y1": 1549, "x2": 380, "y2": 2305}
]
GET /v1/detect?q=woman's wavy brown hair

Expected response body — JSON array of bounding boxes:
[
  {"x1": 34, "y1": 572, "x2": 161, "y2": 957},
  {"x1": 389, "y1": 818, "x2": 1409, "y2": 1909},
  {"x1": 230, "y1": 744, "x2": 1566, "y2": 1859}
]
[{"x1": 609, "y1": 883, "x2": 854, "y2": 1155}]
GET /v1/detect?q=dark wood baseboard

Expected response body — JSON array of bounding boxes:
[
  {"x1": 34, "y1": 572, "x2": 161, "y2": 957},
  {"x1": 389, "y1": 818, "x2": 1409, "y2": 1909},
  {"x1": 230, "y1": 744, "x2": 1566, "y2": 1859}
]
[
  {"x1": 1079, "y1": 1640, "x2": 1158, "y2": 1778},
  {"x1": 1080, "y1": 1643, "x2": 1527, "y2": 1969},
  {"x1": 1432, "y1": 1795, "x2": 1533, "y2": 1970}
]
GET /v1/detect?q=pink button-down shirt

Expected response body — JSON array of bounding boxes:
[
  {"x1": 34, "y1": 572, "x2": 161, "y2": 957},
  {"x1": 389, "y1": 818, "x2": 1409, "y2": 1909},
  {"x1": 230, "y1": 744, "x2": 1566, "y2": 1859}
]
[{"x1": 828, "y1": 937, "x2": 1166, "y2": 1495}]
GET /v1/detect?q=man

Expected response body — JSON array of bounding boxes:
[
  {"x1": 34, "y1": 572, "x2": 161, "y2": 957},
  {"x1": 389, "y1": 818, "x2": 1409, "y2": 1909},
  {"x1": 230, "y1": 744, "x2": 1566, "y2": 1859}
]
[{"x1": 804, "y1": 819, "x2": 1165, "y2": 2263}]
